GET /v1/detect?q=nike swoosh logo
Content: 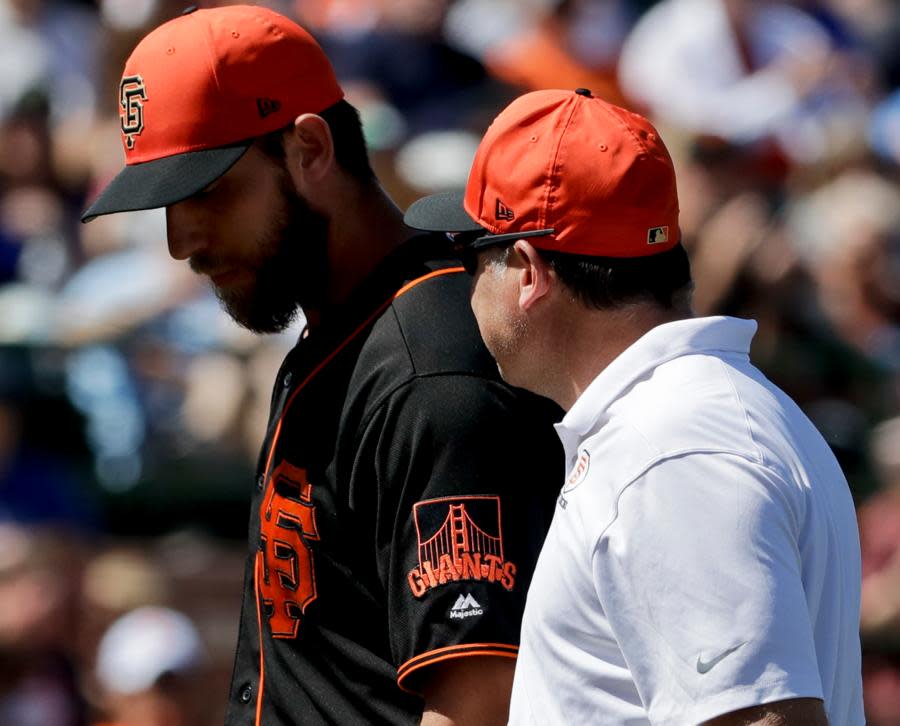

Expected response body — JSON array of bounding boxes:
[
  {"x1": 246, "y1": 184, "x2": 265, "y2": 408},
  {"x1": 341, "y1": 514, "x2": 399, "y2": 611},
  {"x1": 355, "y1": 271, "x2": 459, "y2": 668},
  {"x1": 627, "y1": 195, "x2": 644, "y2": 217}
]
[{"x1": 696, "y1": 642, "x2": 746, "y2": 674}]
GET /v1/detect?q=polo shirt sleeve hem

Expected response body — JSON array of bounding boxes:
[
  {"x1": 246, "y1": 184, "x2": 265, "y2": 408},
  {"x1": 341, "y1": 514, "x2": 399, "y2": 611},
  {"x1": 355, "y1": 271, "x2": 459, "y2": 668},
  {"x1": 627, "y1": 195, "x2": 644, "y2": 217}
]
[
  {"x1": 396, "y1": 642, "x2": 518, "y2": 694},
  {"x1": 673, "y1": 677, "x2": 825, "y2": 726}
]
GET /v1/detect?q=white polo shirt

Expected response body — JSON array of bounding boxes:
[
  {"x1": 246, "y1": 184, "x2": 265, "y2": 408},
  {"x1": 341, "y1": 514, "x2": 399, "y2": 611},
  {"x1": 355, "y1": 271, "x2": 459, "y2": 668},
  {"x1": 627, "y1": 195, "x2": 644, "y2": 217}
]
[{"x1": 509, "y1": 316, "x2": 863, "y2": 726}]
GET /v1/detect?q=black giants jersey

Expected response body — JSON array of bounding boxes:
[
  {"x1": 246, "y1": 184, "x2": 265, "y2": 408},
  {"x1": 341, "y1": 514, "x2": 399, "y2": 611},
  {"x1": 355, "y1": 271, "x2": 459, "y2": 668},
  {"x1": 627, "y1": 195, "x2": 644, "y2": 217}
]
[{"x1": 225, "y1": 239, "x2": 563, "y2": 725}]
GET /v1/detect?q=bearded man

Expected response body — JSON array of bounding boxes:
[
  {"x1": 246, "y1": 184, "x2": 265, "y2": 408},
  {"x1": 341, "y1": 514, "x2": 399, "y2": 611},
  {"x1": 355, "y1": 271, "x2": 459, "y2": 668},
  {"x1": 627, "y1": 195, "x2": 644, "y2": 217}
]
[{"x1": 83, "y1": 7, "x2": 562, "y2": 725}]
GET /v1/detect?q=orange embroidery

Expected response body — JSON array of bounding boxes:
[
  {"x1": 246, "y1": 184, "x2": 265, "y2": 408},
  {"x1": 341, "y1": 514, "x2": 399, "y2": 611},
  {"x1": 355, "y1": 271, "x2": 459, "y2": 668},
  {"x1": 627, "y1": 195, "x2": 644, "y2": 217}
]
[
  {"x1": 563, "y1": 450, "x2": 590, "y2": 493},
  {"x1": 407, "y1": 496, "x2": 517, "y2": 598},
  {"x1": 259, "y1": 461, "x2": 320, "y2": 638}
]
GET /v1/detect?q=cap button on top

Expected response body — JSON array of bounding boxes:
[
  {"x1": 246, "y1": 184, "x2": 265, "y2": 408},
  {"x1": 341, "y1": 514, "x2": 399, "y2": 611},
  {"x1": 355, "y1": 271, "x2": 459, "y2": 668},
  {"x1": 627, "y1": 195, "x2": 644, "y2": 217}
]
[{"x1": 574, "y1": 88, "x2": 593, "y2": 97}]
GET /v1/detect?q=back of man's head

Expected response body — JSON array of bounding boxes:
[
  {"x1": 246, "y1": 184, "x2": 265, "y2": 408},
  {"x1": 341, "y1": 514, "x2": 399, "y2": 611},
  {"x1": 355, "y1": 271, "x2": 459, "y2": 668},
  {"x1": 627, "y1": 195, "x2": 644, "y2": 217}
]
[{"x1": 405, "y1": 88, "x2": 693, "y2": 310}]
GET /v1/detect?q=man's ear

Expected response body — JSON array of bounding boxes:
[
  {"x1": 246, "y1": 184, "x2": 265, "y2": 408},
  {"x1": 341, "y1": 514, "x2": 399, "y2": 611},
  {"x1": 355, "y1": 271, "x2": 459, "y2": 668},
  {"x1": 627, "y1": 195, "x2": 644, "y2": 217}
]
[
  {"x1": 283, "y1": 113, "x2": 336, "y2": 192},
  {"x1": 513, "y1": 240, "x2": 553, "y2": 312}
]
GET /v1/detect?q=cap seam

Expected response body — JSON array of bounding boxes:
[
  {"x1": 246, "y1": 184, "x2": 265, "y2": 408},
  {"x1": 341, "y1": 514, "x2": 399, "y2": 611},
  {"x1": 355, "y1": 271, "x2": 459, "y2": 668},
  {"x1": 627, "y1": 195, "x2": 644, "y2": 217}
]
[
  {"x1": 544, "y1": 97, "x2": 581, "y2": 231},
  {"x1": 599, "y1": 101, "x2": 650, "y2": 156},
  {"x1": 197, "y1": 11, "x2": 224, "y2": 105}
]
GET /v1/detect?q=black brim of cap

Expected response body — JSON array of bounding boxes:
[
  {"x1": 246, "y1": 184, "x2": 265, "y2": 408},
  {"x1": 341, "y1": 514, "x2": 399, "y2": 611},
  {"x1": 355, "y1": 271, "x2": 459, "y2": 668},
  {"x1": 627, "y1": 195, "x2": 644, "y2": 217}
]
[
  {"x1": 81, "y1": 142, "x2": 252, "y2": 222},
  {"x1": 403, "y1": 190, "x2": 483, "y2": 233}
]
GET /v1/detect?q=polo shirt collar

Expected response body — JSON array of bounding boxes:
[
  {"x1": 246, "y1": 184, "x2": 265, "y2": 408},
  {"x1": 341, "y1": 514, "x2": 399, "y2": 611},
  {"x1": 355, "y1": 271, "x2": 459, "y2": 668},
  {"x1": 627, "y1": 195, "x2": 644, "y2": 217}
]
[{"x1": 556, "y1": 316, "x2": 757, "y2": 446}]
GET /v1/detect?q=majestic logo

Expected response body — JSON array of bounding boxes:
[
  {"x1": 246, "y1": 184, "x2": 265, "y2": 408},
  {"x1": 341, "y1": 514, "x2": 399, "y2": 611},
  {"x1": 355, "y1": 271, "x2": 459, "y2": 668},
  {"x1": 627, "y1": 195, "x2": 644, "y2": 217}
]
[
  {"x1": 647, "y1": 225, "x2": 669, "y2": 245},
  {"x1": 495, "y1": 199, "x2": 515, "y2": 221},
  {"x1": 256, "y1": 97, "x2": 281, "y2": 119},
  {"x1": 407, "y1": 496, "x2": 516, "y2": 598},
  {"x1": 258, "y1": 461, "x2": 320, "y2": 639},
  {"x1": 450, "y1": 593, "x2": 483, "y2": 619},
  {"x1": 119, "y1": 75, "x2": 148, "y2": 150}
]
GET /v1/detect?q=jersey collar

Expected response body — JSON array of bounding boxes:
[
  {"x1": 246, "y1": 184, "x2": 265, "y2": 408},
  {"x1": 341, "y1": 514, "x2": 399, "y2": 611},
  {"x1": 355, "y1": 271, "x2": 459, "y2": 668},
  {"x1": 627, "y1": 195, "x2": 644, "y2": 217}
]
[{"x1": 298, "y1": 233, "x2": 458, "y2": 351}]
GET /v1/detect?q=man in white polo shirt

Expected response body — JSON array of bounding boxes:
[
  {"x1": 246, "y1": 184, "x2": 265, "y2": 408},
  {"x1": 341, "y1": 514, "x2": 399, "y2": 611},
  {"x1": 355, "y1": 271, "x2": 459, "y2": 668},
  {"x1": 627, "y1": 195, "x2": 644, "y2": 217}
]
[{"x1": 404, "y1": 89, "x2": 864, "y2": 725}]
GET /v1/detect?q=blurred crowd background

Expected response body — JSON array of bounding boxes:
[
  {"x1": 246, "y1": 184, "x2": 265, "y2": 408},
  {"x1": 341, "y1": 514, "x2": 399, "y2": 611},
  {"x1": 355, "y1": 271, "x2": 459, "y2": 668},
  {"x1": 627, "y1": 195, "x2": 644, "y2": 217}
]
[{"x1": 1, "y1": 0, "x2": 899, "y2": 723}]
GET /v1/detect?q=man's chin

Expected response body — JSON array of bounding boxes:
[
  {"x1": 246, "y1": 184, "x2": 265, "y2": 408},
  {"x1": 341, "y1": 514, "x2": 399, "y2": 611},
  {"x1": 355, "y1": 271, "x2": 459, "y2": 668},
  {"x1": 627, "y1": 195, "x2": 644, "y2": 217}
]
[{"x1": 215, "y1": 287, "x2": 299, "y2": 334}]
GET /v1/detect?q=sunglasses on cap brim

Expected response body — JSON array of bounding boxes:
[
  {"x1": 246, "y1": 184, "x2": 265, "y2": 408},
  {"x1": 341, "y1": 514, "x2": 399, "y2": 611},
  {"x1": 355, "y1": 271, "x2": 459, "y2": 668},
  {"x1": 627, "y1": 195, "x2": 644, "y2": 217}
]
[{"x1": 447, "y1": 228, "x2": 555, "y2": 275}]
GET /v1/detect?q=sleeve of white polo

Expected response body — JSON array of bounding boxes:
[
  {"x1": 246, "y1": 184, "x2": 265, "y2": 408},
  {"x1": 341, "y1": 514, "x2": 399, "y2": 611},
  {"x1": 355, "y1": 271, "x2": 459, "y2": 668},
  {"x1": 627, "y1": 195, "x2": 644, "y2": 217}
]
[{"x1": 592, "y1": 452, "x2": 824, "y2": 725}]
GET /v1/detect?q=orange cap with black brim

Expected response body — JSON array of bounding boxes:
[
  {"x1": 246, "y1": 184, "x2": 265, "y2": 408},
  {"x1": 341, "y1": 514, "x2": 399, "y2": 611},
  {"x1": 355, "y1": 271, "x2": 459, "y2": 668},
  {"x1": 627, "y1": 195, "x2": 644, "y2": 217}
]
[
  {"x1": 405, "y1": 88, "x2": 680, "y2": 259},
  {"x1": 82, "y1": 4, "x2": 344, "y2": 222}
]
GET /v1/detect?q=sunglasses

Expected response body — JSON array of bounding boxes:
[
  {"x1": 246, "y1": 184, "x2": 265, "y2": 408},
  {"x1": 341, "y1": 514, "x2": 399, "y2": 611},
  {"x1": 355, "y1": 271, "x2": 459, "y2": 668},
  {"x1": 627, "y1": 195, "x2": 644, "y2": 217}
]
[{"x1": 447, "y1": 228, "x2": 555, "y2": 275}]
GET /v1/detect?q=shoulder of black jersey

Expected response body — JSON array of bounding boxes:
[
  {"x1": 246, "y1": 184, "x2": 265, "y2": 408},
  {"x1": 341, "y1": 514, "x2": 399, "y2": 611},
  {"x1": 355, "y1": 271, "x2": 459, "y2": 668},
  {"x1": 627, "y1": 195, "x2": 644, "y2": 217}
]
[{"x1": 380, "y1": 263, "x2": 497, "y2": 379}]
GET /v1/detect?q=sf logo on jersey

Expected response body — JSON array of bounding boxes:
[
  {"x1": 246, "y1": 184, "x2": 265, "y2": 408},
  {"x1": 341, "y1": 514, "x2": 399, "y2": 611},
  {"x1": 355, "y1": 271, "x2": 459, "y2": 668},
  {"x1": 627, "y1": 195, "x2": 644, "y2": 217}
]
[
  {"x1": 258, "y1": 461, "x2": 320, "y2": 639},
  {"x1": 119, "y1": 75, "x2": 147, "y2": 150}
]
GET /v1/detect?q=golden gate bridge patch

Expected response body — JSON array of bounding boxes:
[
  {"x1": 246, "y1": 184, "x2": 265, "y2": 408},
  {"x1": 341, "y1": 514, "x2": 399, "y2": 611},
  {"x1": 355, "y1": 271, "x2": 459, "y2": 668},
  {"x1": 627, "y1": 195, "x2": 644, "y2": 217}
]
[{"x1": 407, "y1": 495, "x2": 517, "y2": 598}]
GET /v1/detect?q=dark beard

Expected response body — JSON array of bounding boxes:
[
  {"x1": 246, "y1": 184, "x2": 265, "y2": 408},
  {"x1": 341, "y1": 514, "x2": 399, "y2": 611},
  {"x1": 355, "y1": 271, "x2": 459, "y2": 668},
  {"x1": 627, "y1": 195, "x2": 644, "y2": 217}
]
[{"x1": 214, "y1": 178, "x2": 330, "y2": 334}]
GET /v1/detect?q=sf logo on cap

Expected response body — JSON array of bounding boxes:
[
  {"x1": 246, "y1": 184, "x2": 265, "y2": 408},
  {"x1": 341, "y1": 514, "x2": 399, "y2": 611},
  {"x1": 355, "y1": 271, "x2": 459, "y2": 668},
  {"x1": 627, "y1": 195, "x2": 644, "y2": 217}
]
[{"x1": 119, "y1": 75, "x2": 148, "y2": 150}]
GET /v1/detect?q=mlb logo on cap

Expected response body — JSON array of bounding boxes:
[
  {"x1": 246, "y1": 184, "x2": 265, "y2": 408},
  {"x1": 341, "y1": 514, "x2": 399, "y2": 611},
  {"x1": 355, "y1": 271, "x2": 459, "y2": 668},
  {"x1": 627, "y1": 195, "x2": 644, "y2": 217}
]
[{"x1": 648, "y1": 226, "x2": 669, "y2": 245}]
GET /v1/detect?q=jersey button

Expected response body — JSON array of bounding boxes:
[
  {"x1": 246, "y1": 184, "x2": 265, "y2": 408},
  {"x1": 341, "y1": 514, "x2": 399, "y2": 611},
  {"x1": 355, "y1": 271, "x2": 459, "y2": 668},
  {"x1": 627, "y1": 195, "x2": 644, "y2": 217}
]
[
  {"x1": 239, "y1": 684, "x2": 253, "y2": 703},
  {"x1": 256, "y1": 474, "x2": 265, "y2": 491},
  {"x1": 283, "y1": 371, "x2": 292, "y2": 387}
]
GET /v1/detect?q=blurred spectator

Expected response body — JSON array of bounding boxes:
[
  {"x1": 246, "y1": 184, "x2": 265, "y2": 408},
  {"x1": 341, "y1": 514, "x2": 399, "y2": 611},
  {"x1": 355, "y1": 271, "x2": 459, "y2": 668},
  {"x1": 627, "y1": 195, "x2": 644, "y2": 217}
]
[
  {"x1": 0, "y1": 524, "x2": 88, "y2": 726},
  {"x1": 300, "y1": 0, "x2": 493, "y2": 138},
  {"x1": 822, "y1": 0, "x2": 900, "y2": 89},
  {"x1": 860, "y1": 416, "x2": 900, "y2": 637},
  {"x1": 618, "y1": 0, "x2": 870, "y2": 166},
  {"x1": 787, "y1": 167, "x2": 900, "y2": 375},
  {"x1": 0, "y1": 0, "x2": 100, "y2": 128},
  {"x1": 446, "y1": 0, "x2": 634, "y2": 106},
  {"x1": 74, "y1": 534, "x2": 243, "y2": 726},
  {"x1": 90, "y1": 606, "x2": 207, "y2": 726},
  {"x1": 859, "y1": 416, "x2": 900, "y2": 724},
  {"x1": 869, "y1": 86, "x2": 900, "y2": 168},
  {"x1": 0, "y1": 347, "x2": 97, "y2": 528}
]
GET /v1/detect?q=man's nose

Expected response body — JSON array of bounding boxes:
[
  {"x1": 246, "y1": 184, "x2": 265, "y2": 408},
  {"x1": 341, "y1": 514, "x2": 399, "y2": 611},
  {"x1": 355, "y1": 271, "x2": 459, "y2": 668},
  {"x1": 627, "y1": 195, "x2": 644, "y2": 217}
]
[{"x1": 165, "y1": 203, "x2": 207, "y2": 260}]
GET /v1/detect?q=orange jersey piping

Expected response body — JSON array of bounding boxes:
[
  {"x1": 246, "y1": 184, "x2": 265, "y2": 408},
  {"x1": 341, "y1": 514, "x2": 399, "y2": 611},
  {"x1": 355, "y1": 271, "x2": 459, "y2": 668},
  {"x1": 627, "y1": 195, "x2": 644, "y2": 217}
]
[
  {"x1": 254, "y1": 552, "x2": 266, "y2": 726},
  {"x1": 396, "y1": 642, "x2": 519, "y2": 693}
]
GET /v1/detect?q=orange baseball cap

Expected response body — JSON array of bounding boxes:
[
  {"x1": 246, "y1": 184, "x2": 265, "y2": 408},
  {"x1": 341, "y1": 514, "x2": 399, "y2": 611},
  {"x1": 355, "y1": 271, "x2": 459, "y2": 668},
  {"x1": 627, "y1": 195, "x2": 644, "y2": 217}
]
[
  {"x1": 81, "y1": 5, "x2": 343, "y2": 222},
  {"x1": 405, "y1": 89, "x2": 679, "y2": 257}
]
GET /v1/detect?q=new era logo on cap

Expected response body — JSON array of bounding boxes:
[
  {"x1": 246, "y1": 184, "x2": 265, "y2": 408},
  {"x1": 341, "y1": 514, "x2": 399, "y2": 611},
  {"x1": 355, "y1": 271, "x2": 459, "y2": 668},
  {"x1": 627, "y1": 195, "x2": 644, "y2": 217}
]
[
  {"x1": 257, "y1": 97, "x2": 281, "y2": 119},
  {"x1": 495, "y1": 199, "x2": 514, "y2": 221}
]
